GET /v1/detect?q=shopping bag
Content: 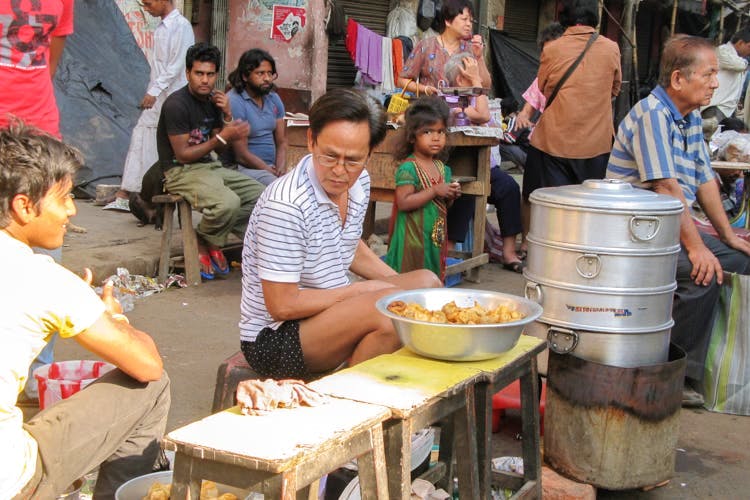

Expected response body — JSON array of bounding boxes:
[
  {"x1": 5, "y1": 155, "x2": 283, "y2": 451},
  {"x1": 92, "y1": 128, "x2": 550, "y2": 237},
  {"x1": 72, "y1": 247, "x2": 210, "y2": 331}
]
[
  {"x1": 703, "y1": 272, "x2": 750, "y2": 415},
  {"x1": 387, "y1": 80, "x2": 413, "y2": 115}
]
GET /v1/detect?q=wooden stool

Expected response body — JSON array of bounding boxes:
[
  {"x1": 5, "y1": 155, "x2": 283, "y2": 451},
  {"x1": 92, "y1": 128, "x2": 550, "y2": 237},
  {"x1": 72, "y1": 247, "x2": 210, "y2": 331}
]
[
  {"x1": 151, "y1": 194, "x2": 201, "y2": 286},
  {"x1": 212, "y1": 351, "x2": 259, "y2": 413},
  {"x1": 164, "y1": 400, "x2": 391, "y2": 499},
  {"x1": 310, "y1": 352, "x2": 484, "y2": 499}
]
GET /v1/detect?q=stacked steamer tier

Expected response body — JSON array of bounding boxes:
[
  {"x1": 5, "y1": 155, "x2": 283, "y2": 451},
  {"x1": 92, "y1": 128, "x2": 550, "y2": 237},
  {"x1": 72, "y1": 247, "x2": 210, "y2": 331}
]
[
  {"x1": 524, "y1": 178, "x2": 683, "y2": 369},
  {"x1": 525, "y1": 179, "x2": 688, "y2": 490}
]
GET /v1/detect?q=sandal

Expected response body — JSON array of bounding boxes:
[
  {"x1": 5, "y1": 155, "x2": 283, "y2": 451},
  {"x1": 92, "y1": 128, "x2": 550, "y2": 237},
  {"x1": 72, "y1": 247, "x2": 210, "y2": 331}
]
[
  {"x1": 198, "y1": 253, "x2": 215, "y2": 280},
  {"x1": 502, "y1": 260, "x2": 526, "y2": 274},
  {"x1": 209, "y1": 249, "x2": 230, "y2": 275},
  {"x1": 518, "y1": 249, "x2": 528, "y2": 261}
]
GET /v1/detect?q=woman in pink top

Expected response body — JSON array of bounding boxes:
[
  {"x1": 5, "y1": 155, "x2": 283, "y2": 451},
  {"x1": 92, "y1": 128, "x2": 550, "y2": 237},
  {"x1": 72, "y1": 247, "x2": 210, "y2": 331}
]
[{"x1": 397, "y1": 0, "x2": 490, "y2": 96}]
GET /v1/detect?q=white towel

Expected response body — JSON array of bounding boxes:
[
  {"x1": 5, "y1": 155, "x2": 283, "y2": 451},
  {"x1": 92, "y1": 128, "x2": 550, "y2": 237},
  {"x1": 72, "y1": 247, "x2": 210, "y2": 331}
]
[{"x1": 381, "y1": 37, "x2": 394, "y2": 93}]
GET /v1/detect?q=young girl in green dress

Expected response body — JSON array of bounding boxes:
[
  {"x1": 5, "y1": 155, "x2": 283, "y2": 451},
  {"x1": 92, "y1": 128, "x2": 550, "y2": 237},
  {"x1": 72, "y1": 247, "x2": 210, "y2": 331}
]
[{"x1": 385, "y1": 97, "x2": 462, "y2": 282}]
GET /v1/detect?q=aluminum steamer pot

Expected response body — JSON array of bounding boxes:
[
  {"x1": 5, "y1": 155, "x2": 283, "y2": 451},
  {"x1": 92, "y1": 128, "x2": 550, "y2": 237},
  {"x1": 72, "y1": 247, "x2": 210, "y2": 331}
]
[
  {"x1": 528, "y1": 179, "x2": 683, "y2": 251},
  {"x1": 525, "y1": 320, "x2": 672, "y2": 372},
  {"x1": 525, "y1": 179, "x2": 683, "y2": 366}
]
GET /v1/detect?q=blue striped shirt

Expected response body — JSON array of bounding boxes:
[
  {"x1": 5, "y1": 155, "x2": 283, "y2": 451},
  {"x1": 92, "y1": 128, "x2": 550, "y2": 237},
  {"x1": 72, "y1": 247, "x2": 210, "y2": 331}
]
[
  {"x1": 239, "y1": 154, "x2": 370, "y2": 341},
  {"x1": 606, "y1": 85, "x2": 715, "y2": 205}
]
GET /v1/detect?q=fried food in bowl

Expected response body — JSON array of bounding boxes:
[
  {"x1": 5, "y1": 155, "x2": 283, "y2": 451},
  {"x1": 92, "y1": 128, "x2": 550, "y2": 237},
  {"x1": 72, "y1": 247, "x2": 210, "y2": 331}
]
[{"x1": 377, "y1": 289, "x2": 542, "y2": 361}]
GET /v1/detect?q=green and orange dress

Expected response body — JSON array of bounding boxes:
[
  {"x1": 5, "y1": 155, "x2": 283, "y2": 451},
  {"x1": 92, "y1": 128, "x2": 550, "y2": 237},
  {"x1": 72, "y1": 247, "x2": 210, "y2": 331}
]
[{"x1": 385, "y1": 157, "x2": 452, "y2": 282}]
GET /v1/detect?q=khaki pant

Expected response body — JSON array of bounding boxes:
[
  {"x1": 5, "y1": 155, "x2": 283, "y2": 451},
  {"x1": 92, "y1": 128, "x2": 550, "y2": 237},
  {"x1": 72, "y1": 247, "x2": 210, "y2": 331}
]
[
  {"x1": 165, "y1": 161, "x2": 265, "y2": 247},
  {"x1": 21, "y1": 370, "x2": 170, "y2": 498}
]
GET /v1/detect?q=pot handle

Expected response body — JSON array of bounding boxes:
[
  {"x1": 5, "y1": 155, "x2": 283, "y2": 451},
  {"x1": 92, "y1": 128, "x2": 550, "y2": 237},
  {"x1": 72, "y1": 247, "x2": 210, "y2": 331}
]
[
  {"x1": 575, "y1": 253, "x2": 601, "y2": 279},
  {"x1": 629, "y1": 215, "x2": 660, "y2": 241},
  {"x1": 547, "y1": 326, "x2": 579, "y2": 354},
  {"x1": 525, "y1": 281, "x2": 543, "y2": 304}
]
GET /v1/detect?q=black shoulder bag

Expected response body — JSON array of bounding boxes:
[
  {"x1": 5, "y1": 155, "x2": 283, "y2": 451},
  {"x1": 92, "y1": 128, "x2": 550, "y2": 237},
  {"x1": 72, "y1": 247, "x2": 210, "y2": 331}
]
[{"x1": 545, "y1": 32, "x2": 599, "y2": 109}]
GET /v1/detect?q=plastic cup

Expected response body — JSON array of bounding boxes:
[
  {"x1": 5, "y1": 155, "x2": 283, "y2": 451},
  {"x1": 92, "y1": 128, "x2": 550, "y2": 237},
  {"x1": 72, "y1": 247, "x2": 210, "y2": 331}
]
[{"x1": 33, "y1": 360, "x2": 116, "y2": 410}]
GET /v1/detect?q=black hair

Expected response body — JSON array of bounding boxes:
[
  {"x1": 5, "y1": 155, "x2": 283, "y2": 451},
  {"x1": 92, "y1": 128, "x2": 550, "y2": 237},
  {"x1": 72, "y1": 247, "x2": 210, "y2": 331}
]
[
  {"x1": 438, "y1": 0, "x2": 474, "y2": 33},
  {"x1": 731, "y1": 28, "x2": 750, "y2": 44},
  {"x1": 558, "y1": 0, "x2": 599, "y2": 29},
  {"x1": 538, "y1": 22, "x2": 565, "y2": 50},
  {"x1": 308, "y1": 89, "x2": 387, "y2": 150},
  {"x1": 394, "y1": 96, "x2": 450, "y2": 161},
  {"x1": 227, "y1": 48, "x2": 277, "y2": 93},
  {"x1": 0, "y1": 121, "x2": 82, "y2": 227},
  {"x1": 186, "y1": 42, "x2": 222, "y2": 72}
]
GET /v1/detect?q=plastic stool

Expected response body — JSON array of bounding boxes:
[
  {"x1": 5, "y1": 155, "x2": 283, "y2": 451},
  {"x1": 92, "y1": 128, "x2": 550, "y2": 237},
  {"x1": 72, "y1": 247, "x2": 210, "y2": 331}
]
[{"x1": 492, "y1": 379, "x2": 546, "y2": 434}]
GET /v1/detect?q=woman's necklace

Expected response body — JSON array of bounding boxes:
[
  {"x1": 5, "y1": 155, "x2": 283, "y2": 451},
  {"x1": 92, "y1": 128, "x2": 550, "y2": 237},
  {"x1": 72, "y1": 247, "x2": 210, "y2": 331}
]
[
  {"x1": 415, "y1": 157, "x2": 441, "y2": 184},
  {"x1": 438, "y1": 34, "x2": 459, "y2": 55}
]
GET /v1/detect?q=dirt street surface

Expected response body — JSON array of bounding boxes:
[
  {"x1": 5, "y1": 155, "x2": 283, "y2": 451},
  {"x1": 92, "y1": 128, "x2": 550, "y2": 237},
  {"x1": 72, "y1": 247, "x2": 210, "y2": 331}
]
[{"x1": 52, "y1": 202, "x2": 750, "y2": 498}]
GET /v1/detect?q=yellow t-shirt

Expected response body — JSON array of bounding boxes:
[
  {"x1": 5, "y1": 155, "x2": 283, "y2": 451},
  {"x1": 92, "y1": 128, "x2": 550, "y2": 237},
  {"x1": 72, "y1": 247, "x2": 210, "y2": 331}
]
[{"x1": 0, "y1": 232, "x2": 105, "y2": 497}]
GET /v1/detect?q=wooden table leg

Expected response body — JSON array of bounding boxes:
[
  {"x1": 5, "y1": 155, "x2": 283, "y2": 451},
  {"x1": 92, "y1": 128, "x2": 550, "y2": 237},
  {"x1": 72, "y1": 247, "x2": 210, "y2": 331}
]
[
  {"x1": 170, "y1": 451, "x2": 200, "y2": 500},
  {"x1": 453, "y1": 386, "x2": 480, "y2": 499},
  {"x1": 280, "y1": 470, "x2": 298, "y2": 499},
  {"x1": 519, "y1": 360, "x2": 542, "y2": 498},
  {"x1": 474, "y1": 381, "x2": 493, "y2": 497},
  {"x1": 384, "y1": 419, "x2": 412, "y2": 499},
  {"x1": 357, "y1": 425, "x2": 389, "y2": 500},
  {"x1": 435, "y1": 416, "x2": 455, "y2": 492},
  {"x1": 178, "y1": 200, "x2": 201, "y2": 286}
]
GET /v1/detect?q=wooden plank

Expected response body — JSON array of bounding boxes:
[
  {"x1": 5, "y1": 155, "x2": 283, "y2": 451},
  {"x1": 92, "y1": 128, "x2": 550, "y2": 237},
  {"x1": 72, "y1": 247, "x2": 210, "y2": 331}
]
[
  {"x1": 310, "y1": 354, "x2": 480, "y2": 415},
  {"x1": 446, "y1": 253, "x2": 489, "y2": 275},
  {"x1": 452, "y1": 387, "x2": 480, "y2": 499},
  {"x1": 392, "y1": 336, "x2": 546, "y2": 377},
  {"x1": 165, "y1": 399, "x2": 389, "y2": 473},
  {"x1": 712, "y1": 160, "x2": 750, "y2": 170}
]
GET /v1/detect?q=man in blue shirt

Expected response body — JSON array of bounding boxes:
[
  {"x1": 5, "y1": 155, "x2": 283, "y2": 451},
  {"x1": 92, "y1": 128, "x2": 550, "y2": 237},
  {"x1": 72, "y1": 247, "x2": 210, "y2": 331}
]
[
  {"x1": 223, "y1": 49, "x2": 288, "y2": 185},
  {"x1": 607, "y1": 35, "x2": 750, "y2": 405}
]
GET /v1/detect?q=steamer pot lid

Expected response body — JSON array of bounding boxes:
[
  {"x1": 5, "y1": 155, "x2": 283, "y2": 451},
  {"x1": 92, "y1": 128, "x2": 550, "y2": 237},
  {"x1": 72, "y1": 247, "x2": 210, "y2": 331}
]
[{"x1": 530, "y1": 179, "x2": 684, "y2": 212}]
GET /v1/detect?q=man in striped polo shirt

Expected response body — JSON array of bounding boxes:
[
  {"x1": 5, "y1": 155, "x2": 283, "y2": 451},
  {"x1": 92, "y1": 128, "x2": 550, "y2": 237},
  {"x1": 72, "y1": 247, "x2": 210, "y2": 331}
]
[
  {"x1": 240, "y1": 89, "x2": 441, "y2": 380},
  {"x1": 607, "y1": 35, "x2": 750, "y2": 405}
]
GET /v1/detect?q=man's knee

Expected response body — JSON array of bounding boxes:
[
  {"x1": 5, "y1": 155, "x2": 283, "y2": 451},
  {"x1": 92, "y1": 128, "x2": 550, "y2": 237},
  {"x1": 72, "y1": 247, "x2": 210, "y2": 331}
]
[
  {"x1": 405, "y1": 269, "x2": 442, "y2": 288},
  {"x1": 210, "y1": 192, "x2": 242, "y2": 219}
]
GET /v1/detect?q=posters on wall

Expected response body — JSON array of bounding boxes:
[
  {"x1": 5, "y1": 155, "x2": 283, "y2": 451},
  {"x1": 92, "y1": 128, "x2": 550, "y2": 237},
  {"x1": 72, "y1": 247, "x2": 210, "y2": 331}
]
[
  {"x1": 271, "y1": 5, "x2": 306, "y2": 41},
  {"x1": 114, "y1": 0, "x2": 160, "y2": 62}
]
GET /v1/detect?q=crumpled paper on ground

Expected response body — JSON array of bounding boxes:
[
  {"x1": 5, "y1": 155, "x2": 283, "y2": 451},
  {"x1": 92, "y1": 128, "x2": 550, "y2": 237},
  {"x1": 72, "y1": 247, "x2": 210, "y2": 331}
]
[
  {"x1": 236, "y1": 379, "x2": 328, "y2": 416},
  {"x1": 411, "y1": 479, "x2": 449, "y2": 499},
  {"x1": 96, "y1": 267, "x2": 164, "y2": 312},
  {"x1": 492, "y1": 456, "x2": 524, "y2": 475}
]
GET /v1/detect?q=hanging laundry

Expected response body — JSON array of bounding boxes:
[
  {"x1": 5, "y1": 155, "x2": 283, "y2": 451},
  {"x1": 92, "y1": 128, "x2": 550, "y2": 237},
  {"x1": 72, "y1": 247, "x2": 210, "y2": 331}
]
[
  {"x1": 387, "y1": 4, "x2": 418, "y2": 39},
  {"x1": 392, "y1": 38, "x2": 404, "y2": 88},
  {"x1": 381, "y1": 37, "x2": 394, "y2": 92},
  {"x1": 355, "y1": 23, "x2": 383, "y2": 85},
  {"x1": 345, "y1": 18, "x2": 358, "y2": 60}
]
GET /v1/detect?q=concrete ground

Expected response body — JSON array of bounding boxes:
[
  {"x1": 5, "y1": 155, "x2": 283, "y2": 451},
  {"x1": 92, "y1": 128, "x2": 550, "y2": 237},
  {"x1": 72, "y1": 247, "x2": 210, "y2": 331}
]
[{"x1": 48, "y1": 200, "x2": 750, "y2": 498}]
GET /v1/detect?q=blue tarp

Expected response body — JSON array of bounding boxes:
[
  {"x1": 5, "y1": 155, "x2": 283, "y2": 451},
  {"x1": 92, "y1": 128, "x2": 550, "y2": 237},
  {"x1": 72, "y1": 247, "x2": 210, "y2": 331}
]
[{"x1": 55, "y1": 0, "x2": 150, "y2": 197}]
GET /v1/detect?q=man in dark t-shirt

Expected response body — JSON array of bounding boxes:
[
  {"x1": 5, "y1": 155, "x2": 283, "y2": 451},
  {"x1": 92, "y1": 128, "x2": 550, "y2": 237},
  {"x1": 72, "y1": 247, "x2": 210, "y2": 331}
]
[{"x1": 158, "y1": 43, "x2": 265, "y2": 280}]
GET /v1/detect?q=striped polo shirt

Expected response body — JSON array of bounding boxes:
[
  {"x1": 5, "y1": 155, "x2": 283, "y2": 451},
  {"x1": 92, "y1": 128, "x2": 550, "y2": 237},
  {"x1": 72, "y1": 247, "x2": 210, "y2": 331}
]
[
  {"x1": 239, "y1": 154, "x2": 370, "y2": 342},
  {"x1": 607, "y1": 85, "x2": 715, "y2": 205}
]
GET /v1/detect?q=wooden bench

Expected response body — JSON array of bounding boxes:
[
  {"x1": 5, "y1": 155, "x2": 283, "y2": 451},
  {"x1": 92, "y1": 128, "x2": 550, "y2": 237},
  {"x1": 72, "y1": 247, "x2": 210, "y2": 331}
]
[
  {"x1": 310, "y1": 336, "x2": 547, "y2": 499},
  {"x1": 151, "y1": 194, "x2": 201, "y2": 286},
  {"x1": 164, "y1": 400, "x2": 391, "y2": 499}
]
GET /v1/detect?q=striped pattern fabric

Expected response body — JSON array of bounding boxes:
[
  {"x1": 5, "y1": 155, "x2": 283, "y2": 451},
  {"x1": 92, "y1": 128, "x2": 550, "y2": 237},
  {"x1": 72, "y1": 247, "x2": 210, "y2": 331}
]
[
  {"x1": 704, "y1": 272, "x2": 750, "y2": 416},
  {"x1": 607, "y1": 85, "x2": 715, "y2": 205},
  {"x1": 239, "y1": 154, "x2": 370, "y2": 342}
]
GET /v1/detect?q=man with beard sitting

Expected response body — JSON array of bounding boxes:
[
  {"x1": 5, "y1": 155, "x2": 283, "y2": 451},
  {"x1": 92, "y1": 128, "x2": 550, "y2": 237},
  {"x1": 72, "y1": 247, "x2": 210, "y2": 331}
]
[{"x1": 222, "y1": 49, "x2": 288, "y2": 185}]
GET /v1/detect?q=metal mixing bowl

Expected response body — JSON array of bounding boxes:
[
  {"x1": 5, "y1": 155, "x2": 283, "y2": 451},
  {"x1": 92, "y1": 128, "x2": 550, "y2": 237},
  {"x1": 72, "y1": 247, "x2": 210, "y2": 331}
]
[{"x1": 376, "y1": 288, "x2": 543, "y2": 361}]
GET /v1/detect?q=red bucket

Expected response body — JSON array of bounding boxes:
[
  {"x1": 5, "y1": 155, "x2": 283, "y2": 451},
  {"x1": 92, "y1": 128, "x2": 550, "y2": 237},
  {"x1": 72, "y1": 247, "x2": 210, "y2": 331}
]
[{"x1": 33, "y1": 360, "x2": 116, "y2": 410}]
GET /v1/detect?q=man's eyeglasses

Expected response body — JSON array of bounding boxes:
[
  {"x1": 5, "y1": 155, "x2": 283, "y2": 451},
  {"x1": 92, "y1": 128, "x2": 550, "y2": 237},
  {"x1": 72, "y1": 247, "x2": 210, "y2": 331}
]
[{"x1": 316, "y1": 154, "x2": 368, "y2": 172}]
